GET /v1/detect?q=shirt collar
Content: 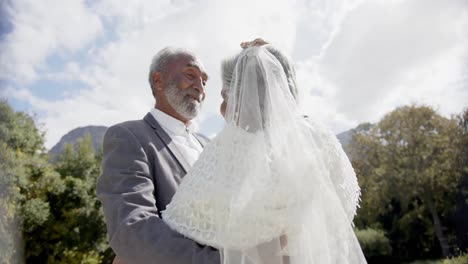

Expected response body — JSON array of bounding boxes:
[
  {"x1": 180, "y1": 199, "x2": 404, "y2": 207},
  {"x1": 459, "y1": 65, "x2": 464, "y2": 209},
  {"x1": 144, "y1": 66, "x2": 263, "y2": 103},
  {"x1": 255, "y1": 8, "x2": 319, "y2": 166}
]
[{"x1": 150, "y1": 108, "x2": 193, "y2": 135}]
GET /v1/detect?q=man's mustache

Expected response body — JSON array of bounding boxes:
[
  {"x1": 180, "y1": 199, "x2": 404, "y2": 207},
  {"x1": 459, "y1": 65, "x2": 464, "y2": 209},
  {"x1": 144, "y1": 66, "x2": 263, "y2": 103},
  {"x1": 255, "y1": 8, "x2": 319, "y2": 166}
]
[{"x1": 184, "y1": 89, "x2": 203, "y2": 103}]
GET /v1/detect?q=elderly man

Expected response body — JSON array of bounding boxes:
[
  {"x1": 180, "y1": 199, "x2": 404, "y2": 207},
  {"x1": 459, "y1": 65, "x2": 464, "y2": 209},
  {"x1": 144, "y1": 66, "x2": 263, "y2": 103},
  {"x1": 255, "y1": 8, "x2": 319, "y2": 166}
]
[{"x1": 97, "y1": 47, "x2": 220, "y2": 264}]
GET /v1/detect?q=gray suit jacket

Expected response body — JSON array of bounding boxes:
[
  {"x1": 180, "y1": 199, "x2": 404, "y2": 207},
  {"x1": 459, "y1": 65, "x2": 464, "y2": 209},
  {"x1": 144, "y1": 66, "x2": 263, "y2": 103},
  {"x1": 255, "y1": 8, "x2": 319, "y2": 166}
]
[{"x1": 97, "y1": 113, "x2": 220, "y2": 264}]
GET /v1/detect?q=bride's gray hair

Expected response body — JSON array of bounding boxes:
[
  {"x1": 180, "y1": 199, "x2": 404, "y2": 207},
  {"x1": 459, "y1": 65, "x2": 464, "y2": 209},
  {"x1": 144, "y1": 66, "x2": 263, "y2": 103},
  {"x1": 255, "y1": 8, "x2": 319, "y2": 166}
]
[
  {"x1": 221, "y1": 45, "x2": 298, "y2": 100},
  {"x1": 148, "y1": 47, "x2": 197, "y2": 96}
]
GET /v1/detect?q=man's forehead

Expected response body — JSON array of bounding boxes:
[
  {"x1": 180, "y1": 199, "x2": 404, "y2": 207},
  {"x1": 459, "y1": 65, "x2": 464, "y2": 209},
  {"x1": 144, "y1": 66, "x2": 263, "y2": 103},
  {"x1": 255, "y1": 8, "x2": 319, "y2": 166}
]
[
  {"x1": 171, "y1": 54, "x2": 208, "y2": 79},
  {"x1": 186, "y1": 61, "x2": 208, "y2": 79}
]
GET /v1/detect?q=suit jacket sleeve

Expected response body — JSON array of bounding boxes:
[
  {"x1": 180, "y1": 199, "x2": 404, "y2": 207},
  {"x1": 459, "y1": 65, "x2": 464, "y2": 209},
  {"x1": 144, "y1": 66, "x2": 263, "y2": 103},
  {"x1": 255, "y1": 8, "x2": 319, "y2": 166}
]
[{"x1": 97, "y1": 124, "x2": 220, "y2": 264}]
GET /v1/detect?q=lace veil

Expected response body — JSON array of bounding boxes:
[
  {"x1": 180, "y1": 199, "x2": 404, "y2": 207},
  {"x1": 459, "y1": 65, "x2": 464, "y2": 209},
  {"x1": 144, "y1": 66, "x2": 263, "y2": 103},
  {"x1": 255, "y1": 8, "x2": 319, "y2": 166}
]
[{"x1": 163, "y1": 46, "x2": 366, "y2": 263}]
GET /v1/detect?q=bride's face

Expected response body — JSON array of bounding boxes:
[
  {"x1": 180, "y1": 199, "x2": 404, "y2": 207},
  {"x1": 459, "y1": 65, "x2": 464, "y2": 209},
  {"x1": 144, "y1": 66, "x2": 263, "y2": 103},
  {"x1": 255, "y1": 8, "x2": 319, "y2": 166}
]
[{"x1": 220, "y1": 85, "x2": 228, "y2": 118}]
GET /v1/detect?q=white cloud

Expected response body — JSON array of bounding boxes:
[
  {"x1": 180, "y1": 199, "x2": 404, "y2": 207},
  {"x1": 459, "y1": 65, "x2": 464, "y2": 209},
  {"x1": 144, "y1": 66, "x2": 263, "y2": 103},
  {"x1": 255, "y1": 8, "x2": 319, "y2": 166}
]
[
  {"x1": 316, "y1": 0, "x2": 468, "y2": 123},
  {"x1": 0, "y1": 0, "x2": 102, "y2": 82},
  {"x1": 3, "y1": 0, "x2": 304, "y2": 148},
  {"x1": 2, "y1": 0, "x2": 467, "y2": 148}
]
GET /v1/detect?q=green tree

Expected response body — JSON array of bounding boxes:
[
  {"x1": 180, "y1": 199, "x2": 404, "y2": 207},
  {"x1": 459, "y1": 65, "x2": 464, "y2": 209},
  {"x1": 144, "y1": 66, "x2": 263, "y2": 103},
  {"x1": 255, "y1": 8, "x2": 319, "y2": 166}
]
[
  {"x1": 0, "y1": 142, "x2": 25, "y2": 264},
  {"x1": 0, "y1": 101, "x2": 111, "y2": 263},
  {"x1": 453, "y1": 108, "x2": 468, "y2": 252},
  {"x1": 350, "y1": 105, "x2": 462, "y2": 258},
  {"x1": 26, "y1": 135, "x2": 111, "y2": 263},
  {"x1": 0, "y1": 100, "x2": 63, "y2": 263}
]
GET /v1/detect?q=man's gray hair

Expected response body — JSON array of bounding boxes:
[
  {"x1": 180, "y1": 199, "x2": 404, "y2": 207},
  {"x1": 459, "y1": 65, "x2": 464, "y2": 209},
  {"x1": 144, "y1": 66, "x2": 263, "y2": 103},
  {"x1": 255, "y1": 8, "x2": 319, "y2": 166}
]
[
  {"x1": 148, "y1": 47, "x2": 197, "y2": 96},
  {"x1": 221, "y1": 45, "x2": 298, "y2": 100}
]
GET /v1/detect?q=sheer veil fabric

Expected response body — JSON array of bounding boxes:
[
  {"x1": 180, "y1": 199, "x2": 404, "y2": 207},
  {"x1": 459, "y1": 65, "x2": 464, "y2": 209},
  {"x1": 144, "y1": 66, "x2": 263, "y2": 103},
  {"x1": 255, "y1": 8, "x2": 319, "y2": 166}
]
[{"x1": 162, "y1": 46, "x2": 367, "y2": 263}]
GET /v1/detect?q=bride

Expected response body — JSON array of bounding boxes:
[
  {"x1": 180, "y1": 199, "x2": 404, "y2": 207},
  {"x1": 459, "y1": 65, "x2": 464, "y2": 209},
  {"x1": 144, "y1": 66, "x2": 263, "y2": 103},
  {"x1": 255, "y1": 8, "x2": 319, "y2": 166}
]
[{"x1": 162, "y1": 39, "x2": 367, "y2": 264}]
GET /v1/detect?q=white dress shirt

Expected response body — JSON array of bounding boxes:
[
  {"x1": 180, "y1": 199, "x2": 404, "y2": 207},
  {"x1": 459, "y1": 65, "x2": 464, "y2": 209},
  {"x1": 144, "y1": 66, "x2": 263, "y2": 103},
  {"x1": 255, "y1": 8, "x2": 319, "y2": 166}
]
[{"x1": 150, "y1": 108, "x2": 203, "y2": 167}]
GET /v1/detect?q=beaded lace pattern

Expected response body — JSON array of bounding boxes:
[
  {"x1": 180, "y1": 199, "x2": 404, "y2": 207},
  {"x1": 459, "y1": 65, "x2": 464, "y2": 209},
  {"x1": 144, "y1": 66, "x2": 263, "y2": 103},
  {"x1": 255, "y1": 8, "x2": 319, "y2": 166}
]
[{"x1": 162, "y1": 120, "x2": 360, "y2": 250}]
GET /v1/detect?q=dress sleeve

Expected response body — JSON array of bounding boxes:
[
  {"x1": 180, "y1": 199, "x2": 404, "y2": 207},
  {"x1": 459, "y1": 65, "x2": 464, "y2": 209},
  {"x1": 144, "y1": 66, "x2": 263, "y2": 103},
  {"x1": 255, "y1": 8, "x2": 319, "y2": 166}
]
[{"x1": 304, "y1": 118, "x2": 361, "y2": 222}]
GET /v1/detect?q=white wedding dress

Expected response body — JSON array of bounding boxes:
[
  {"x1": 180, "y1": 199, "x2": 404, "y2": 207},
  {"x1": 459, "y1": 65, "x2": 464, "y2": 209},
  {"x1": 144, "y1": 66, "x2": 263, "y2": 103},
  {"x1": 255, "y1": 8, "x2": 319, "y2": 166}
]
[{"x1": 162, "y1": 46, "x2": 367, "y2": 264}]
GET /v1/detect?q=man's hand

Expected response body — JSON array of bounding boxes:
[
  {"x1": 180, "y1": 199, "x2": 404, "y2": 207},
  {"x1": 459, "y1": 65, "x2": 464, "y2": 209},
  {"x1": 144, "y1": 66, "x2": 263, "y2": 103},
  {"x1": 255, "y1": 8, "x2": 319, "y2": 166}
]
[{"x1": 280, "y1": 234, "x2": 288, "y2": 249}]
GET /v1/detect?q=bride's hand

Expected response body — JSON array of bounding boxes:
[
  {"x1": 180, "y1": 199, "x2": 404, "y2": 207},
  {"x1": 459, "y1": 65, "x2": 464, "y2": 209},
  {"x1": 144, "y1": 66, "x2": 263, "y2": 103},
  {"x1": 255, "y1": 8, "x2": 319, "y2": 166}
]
[{"x1": 240, "y1": 38, "x2": 269, "y2": 49}]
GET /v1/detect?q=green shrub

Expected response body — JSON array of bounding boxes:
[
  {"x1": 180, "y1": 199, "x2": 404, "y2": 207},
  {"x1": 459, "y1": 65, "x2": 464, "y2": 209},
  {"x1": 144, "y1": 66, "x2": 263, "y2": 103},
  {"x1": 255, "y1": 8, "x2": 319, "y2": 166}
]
[
  {"x1": 406, "y1": 253, "x2": 468, "y2": 264},
  {"x1": 442, "y1": 253, "x2": 468, "y2": 264},
  {"x1": 407, "y1": 260, "x2": 441, "y2": 264},
  {"x1": 355, "y1": 228, "x2": 392, "y2": 257}
]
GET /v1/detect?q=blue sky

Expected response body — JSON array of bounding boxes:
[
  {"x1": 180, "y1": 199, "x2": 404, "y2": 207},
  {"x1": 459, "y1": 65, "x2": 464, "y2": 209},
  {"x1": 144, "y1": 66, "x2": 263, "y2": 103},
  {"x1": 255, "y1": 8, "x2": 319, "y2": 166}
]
[{"x1": 1, "y1": 0, "x2": 467, "y2": 149}]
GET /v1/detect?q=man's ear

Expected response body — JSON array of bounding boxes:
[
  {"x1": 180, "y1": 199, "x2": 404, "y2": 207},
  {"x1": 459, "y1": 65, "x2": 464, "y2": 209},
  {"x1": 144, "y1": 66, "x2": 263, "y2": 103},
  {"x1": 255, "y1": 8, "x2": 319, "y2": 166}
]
[{"x1": 152, "y1": 72, "x2": 164, "y2": 91}]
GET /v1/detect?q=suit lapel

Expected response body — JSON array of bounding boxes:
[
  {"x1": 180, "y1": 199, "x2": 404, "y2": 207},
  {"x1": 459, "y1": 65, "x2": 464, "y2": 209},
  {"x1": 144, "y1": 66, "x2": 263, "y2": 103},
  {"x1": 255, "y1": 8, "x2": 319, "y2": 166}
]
[{"x1": 143, "y1": 113, "x2": 190, "y2": 174}]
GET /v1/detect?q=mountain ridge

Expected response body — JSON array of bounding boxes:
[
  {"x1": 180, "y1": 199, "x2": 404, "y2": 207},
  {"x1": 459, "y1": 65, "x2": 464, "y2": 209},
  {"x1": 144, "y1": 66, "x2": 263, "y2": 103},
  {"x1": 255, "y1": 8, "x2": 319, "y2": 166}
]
[
  {"x1": 49, "y1": 125, "x2": 354, "y2": 158},
  {"x1": 49, "y1": 125, "x2": 108, "y2": 158}
]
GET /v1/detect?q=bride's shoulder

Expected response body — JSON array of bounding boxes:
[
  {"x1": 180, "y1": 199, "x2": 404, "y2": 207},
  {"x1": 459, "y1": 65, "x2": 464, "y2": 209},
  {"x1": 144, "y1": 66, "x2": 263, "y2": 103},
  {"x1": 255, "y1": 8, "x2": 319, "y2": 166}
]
[
  {"x1": 301, "y1": 116, "x2": 343, "y2": 145},
  {"x1": 302, "y1": 115, "x2": 328, "y2": 133}
]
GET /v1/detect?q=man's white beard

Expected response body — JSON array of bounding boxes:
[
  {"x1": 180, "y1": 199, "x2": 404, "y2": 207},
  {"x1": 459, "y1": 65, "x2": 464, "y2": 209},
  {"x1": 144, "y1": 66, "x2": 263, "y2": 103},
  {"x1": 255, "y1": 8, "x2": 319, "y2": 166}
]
[{"x1": 165, "y1": 82, "x2": 202, "y2": 120}]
